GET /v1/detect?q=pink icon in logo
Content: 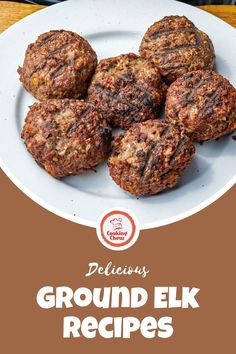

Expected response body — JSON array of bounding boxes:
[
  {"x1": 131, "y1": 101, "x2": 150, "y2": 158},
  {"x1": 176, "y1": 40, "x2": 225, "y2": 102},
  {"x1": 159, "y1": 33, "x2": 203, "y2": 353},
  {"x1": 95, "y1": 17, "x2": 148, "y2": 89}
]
[{"x1": 110, "y1": 217, "x2": 123, "y2": 231}]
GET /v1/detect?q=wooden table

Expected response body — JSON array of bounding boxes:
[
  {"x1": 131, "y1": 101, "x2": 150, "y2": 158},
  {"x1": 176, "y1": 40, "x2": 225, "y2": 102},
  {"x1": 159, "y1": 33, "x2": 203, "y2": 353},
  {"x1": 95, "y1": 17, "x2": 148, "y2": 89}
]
[{"x1": 0, "y1": 1, "x2": 236, "y2": 33}]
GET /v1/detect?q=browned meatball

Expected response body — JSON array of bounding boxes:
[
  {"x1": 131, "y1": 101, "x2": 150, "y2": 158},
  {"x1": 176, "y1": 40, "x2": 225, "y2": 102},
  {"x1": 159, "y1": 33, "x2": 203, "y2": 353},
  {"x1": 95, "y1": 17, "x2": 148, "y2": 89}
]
[
  {"x1": 18, "y1": 30, "x2": 97, "y2": 100},
  {"x1": 21, "y1": 99, "x2": 111, "y2": 178},
  {"x1": 165, "y1": 70, "x2": 236, "y2": 142},
  {"x1": 88, "y1": 53, "x2": 167, "y2": 129},
  {"x1": 139, "y1": 16, "x2": 215, "y2": 83},
  {"x1": 108, "y1": 120, "x2": 195, "y2": 196}
]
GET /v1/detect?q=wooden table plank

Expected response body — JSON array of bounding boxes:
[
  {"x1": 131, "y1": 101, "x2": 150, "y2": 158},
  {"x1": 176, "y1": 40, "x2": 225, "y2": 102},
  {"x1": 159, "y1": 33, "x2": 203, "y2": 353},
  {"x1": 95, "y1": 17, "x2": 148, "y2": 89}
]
[
  {"x1": 199, "y1": 5, "x2": 236, "y2": 28},
  {"x1": 0, "y1": 1, "x2": 235, "y2": 34},
  {"x1": 0, "y1": 1, "x2": 45, "y2": 33}
]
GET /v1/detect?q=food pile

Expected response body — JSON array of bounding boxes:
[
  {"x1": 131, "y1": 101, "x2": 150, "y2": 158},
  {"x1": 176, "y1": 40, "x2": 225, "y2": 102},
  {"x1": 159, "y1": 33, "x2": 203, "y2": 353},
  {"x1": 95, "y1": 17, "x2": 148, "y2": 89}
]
[{"x1": 19, "y1": 16, "x2": 236, "y2": 196}]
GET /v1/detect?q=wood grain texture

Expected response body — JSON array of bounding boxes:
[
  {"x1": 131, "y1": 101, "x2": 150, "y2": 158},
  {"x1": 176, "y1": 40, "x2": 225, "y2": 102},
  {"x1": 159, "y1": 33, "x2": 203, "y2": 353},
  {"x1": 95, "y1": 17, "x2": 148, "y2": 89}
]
[
  {"x1": 0, "y1": 1, "x2": 235, "y2": 34},
  {"x1": 199, "y1": 5, "x2": 236, "y2": 28},
  {"x1": 0, "y1": 1, "x2": 45, "y2": 33}
]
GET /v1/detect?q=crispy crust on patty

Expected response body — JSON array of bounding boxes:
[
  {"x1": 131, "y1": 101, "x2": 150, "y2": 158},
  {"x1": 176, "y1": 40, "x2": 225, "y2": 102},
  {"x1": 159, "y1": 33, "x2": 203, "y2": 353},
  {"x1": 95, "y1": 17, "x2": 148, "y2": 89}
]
[
  {"x1": 108, "y1": 119, "x2": 195, "y2": 196},
  {"x1": 139, "y1": 16, "x2": 215, "y2": 83},
  {"x1": 88, "y1": 53, "x2": 167, "y2": 129},
  {"x1": 21, "y1": 99, "x2": 111, "y2": 178},
  {"x1": 18, "y1": 30, "x2": 97, "y2": 100},
  {"x1": 165, "y1": 70, "x2": 236, "y2": 141}
]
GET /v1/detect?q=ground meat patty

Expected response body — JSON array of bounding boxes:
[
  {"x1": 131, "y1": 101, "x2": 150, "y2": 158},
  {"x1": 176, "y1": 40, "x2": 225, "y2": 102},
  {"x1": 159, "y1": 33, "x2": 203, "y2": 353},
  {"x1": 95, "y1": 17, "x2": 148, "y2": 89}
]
[
  {"x1": 108, "y1": 120, "x2": 195, "y2": 196},
  {"x1": 139, "y1": 16, "x2": 215, "y2": 83},
  {"x1": 21, "y1": 99, "x2": 111, "y2": 178},
  {"x1": 18, "y1": 30, "x2": 97, "y2": 100},
  {"x1": 88, "y1": 53, "x2": 167, "y2": 129},
  {"x1": 165, "y1": 70, "x2": 236, "y2": 142}
]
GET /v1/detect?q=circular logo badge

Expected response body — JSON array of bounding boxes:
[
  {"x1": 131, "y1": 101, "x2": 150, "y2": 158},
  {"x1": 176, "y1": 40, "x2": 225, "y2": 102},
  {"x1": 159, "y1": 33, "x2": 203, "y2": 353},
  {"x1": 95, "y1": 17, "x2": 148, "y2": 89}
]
[{"x1": 96, "y1": 208, "x2": 140, "y2": 251}]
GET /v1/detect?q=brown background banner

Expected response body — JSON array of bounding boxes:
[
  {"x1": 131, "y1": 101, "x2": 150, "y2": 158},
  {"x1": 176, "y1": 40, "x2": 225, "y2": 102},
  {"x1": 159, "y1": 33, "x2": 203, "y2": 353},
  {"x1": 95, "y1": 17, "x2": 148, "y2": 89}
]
[{"x1": 1, "y1": 169, "x2": 235, "y2": 353}]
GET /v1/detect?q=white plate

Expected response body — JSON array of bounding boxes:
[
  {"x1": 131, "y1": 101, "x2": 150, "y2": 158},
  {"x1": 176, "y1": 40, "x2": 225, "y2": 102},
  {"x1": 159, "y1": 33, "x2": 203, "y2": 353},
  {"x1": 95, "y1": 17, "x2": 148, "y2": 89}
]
[{"x1": 0, "y1": 0, "x2": 235, "y2": 229}]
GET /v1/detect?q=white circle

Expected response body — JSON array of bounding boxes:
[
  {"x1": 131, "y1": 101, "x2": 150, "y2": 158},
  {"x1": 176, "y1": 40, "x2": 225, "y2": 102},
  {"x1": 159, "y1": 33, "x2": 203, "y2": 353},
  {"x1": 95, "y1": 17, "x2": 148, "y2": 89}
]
[
  {"x1": 96, "y1": 208, "x2": 140, "y2": 251},
  {"x1": 0, "y1": 0, "x2": 235, "y2": 229}
]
